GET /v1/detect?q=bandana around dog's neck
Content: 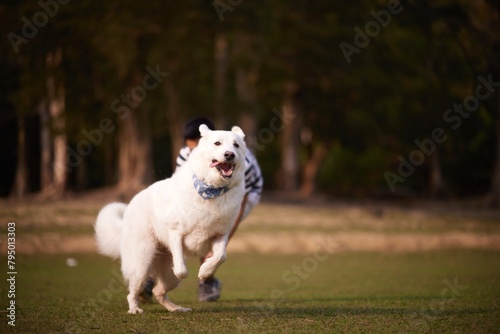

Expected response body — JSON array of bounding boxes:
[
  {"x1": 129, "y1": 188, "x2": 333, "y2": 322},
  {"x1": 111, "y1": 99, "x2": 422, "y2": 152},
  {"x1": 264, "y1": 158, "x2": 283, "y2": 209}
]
[{"x1": 192, "y1": 174, "x2": 229, "y2": 200}]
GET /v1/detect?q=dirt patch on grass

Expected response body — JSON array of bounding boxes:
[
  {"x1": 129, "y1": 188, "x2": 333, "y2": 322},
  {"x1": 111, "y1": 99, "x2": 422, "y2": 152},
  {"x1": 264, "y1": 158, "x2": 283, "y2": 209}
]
[
  {"x1": 228, "y1": 231, "x2": 500, "y2": 254},
  {"x1": 1, "y1": 192, "x2": 500, "y2": 255},
  {"x1": 3, "y1": 231, "x2": 500, "y2": 255}
]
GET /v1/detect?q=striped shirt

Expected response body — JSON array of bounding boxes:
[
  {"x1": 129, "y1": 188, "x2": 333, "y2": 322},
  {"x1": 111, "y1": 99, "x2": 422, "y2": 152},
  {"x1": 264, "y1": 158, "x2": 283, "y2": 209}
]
[{"x1": 176, "y1": 146, "x2": 263, "y2": 195}]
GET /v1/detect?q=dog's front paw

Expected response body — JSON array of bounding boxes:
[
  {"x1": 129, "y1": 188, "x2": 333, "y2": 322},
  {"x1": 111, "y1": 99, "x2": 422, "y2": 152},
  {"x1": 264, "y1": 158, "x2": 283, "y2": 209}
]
[
  {"x1": 198, "y1": 263, "x2": 215, "y2": 280},
  {"x1": 128, "y1": 307, "x2": 144, "y2": 314},
  {"x1": 173, "y1": 266, "x2": 188, "y2": 279}
]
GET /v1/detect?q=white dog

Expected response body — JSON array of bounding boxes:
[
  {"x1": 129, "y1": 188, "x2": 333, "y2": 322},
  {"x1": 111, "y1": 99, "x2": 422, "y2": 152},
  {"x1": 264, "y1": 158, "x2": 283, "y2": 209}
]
[{"x1": 95, "y1": 125, "x2": 246, "y2": 314}]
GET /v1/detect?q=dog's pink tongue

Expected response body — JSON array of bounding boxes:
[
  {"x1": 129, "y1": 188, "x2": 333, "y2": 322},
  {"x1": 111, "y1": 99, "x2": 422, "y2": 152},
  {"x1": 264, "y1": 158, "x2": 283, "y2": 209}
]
[{"x1": 210, "y1": 161, "x2": 220, "y2": 168}]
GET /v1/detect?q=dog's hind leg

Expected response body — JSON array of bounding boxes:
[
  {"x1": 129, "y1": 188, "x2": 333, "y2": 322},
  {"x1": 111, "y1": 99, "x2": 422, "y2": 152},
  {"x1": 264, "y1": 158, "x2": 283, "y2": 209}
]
[
  {"x1": 151, "y1": 251, "x2": 191, "y2": 312},
  {"x1": 121, "y1": 242, "x2": 156, "y2": 314},
  {"x1": 126, "y1": 278, "x2": 146, "y2": 314}
]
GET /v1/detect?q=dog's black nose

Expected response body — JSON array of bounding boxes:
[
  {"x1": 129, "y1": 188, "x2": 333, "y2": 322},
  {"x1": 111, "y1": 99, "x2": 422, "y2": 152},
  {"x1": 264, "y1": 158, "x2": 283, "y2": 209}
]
[{"x1": 224, "y1": 151, "x2": 235, "y2": 161}]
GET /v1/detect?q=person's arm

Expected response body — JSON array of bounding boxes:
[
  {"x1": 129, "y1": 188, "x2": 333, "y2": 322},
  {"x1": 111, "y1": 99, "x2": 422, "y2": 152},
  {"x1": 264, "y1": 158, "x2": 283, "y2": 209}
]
[
  {"x1": 228, "y1": 193, "x2": 248, "y2": 241},
  {"x1": 175, "y1": 146, "x2": 191, "y2": 172}
]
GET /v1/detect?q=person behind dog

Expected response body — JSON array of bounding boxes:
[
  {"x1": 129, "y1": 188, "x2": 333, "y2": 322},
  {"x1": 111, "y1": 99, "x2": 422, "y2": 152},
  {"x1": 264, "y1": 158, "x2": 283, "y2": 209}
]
[{"x1": 142, "y1": 117, "x2": 263, "y2": 302}]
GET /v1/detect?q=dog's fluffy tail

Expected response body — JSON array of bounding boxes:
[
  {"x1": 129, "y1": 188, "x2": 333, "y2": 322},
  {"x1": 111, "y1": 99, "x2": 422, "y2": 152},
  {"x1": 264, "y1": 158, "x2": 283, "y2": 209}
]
[{"x1": 95, "y1": 202, "x2": 127, "y2": 259}]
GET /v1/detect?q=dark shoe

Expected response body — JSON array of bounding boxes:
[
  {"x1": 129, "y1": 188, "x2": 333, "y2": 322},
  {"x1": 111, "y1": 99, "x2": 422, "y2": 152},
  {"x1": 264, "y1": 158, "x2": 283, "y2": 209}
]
[
  {"x1": 198, "y1": 277, "x2": 222, "y2": 302},
  {"x1": 139, "y1": 278, "x2": 155, "y2": 303}
]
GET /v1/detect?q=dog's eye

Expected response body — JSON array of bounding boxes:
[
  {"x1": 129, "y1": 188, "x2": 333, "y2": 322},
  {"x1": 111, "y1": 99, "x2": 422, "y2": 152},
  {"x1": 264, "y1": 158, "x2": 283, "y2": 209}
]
[
  {"x1": 214, "y1": 141, "x2": 221, "y2": 146},
  {"x1": 233, "y1": 142, "x2": 240, "y2": 148}
]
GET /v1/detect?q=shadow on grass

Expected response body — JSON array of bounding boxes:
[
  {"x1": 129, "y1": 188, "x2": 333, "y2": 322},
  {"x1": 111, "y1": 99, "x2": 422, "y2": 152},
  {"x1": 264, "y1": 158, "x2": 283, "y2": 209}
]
[
  {"x1": 206, "y1": 306, "x2": 491, "y2": 317},
  {"x1": 146, "y1": 299, "x2": 494, "y2": 318},
  {"x1": 230, "y1": 295, "x2": 439, "y2": 302}
]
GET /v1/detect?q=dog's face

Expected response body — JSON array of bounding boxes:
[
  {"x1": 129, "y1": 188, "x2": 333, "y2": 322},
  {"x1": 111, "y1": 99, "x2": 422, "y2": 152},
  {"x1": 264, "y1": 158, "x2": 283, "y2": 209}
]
[{"x1": 193, "y1": 124, "x2": 246, "y2": 185}]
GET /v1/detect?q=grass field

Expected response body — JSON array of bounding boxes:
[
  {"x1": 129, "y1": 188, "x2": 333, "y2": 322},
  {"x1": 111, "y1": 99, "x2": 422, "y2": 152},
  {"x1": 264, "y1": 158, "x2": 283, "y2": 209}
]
[
  {"x1": 0, "y1": 250, "x2": 499, "y2": 333},
  {"x1": 0, "y1": 197, "x2": 499, "y2": 333}
]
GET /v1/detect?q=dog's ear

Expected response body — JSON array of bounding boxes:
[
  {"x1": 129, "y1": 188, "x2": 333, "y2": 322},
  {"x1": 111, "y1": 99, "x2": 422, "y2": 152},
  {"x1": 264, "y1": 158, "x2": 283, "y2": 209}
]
[
  {"x1": 199, "y1": 124, "x2": 211, "y2": 137},
  {"x1": 231, "y1": 126, "x2": 245, "y2": 139}
]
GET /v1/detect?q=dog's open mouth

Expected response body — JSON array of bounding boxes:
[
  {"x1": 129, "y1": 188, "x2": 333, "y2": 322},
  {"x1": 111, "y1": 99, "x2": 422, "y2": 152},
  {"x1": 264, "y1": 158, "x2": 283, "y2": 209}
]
[{"x1": 210, "y1": 160, "x2": 235, "y2": 178}]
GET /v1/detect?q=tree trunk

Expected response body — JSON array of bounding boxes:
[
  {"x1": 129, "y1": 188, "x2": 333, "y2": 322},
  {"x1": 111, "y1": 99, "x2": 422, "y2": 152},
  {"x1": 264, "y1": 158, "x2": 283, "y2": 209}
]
[
  {"x1": 214, "y1": 33, "x2": 228, "y2": 129},
  {"x1": 236, "y1": 67, "x2": 259, "y2": 141},
  {"x1": 104, "y1": 138, "x2": 116, "y2": 186},
  {"x1": 117, "y1": 106, "x2": 153, "y2": 197},
  {"x1": 10, "y1": 114, "x2": 28, "y2": 198},
  {"x1": 46, "y1": 48, "x2": 67, "y2": 197},
  {"x1": 234, "y1": 31, "x2": 261, "y2": 144},
  {"x1": 76, "y1": 157, "x2": 87, "y2": 191},
  {"x1": 300, "y1": 143, "x2": 329, "y2": 197},
  {"x1": 488, "y1": 89, "x2": 500, "y2": 207},
  {"x1": 428, "y1": 149, "x2": 446, "y2": 199},
  {"x1": 166, "y1": 80, "x2": 185, "y2": 172},
  {"x1": 280, "y1": 82, "x2": 301, "y2": 192},
  {"x1": 238, "y1": 112, "x2": 257, "y2": 145},
  {"x1": 38, "y1": 100, "x2": 52, "y2": 192}
]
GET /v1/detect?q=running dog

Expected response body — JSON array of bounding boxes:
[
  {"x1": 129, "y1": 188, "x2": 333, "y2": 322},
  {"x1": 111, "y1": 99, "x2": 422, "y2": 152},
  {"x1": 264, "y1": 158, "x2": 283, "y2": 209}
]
[{"x1": 95, "y1": 125, "x2": 246, "y2": 314}]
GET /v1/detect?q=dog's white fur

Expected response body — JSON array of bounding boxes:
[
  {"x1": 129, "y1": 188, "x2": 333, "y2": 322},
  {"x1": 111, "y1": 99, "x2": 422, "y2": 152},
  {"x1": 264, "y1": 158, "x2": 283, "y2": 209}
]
[{"x1": 95, "y1": 125, "x2": 246, "y2": 314}]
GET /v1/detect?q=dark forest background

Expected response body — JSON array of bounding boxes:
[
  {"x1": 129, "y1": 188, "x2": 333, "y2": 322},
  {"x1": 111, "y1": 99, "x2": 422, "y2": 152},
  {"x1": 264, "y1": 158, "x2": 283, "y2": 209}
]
[{"x1": 0, "y1": 0, "x2": 499, "y2": 204}]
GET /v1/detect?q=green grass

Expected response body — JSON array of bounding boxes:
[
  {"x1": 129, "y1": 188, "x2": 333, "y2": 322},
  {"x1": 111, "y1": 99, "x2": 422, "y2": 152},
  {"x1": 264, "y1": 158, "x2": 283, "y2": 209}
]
[
  {"x1": 1, "y1": 198, "x2": 498, "y2": 333},
  {"x1": 0, "y1": 250, "x2": 498, "y2": 333}
]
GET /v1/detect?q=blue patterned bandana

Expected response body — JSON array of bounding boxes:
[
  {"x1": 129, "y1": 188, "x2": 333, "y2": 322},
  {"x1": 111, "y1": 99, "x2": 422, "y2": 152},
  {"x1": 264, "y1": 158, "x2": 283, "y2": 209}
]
[{"x1": 192, "y1": 174, "x2": 229, "y2": 200}]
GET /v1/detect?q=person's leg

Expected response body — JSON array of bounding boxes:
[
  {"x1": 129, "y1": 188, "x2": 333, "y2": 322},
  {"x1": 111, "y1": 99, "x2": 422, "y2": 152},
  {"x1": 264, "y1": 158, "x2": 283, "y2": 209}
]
[
  {"x1": 198, "y1": 193, "x2": 261, "y2": 302},
  {"x1": 197, "y1": 244, "x2": 223, "y2": 302},
  {"x1": 139, "y1": 277, "x2": 155, "y2": 303}
]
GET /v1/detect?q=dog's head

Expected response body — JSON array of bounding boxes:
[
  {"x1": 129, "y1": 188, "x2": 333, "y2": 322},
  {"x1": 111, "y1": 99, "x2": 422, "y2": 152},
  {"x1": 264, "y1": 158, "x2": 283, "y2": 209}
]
[{"x1": 189, "y1": 124, "x2": 246, "y2": 187}]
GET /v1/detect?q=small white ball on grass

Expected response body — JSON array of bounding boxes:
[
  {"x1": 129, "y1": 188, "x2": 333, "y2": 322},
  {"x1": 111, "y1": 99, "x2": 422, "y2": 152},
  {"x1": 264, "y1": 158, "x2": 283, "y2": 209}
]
[{"x1": 66, "y1": 258, "x2": 78, "y2": 267}]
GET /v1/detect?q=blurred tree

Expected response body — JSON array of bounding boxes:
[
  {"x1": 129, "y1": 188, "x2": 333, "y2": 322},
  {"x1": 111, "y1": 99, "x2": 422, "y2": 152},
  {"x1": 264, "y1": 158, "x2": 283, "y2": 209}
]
[
  {"x1": 458, "y1": 0, "x2": 500, "y2": 206},
  {"x1": 0, "y1": 0, "x2": 498, "y2": 201},
  {"x1": 4, "y1": 1, "x2": 70, "y2": 198},
  {"x1": 10, "y1": 113, "x2": 27, "y2": 197},
  {"x1": 45, "y1": 47, "x2": 67, "y2": 196}
]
